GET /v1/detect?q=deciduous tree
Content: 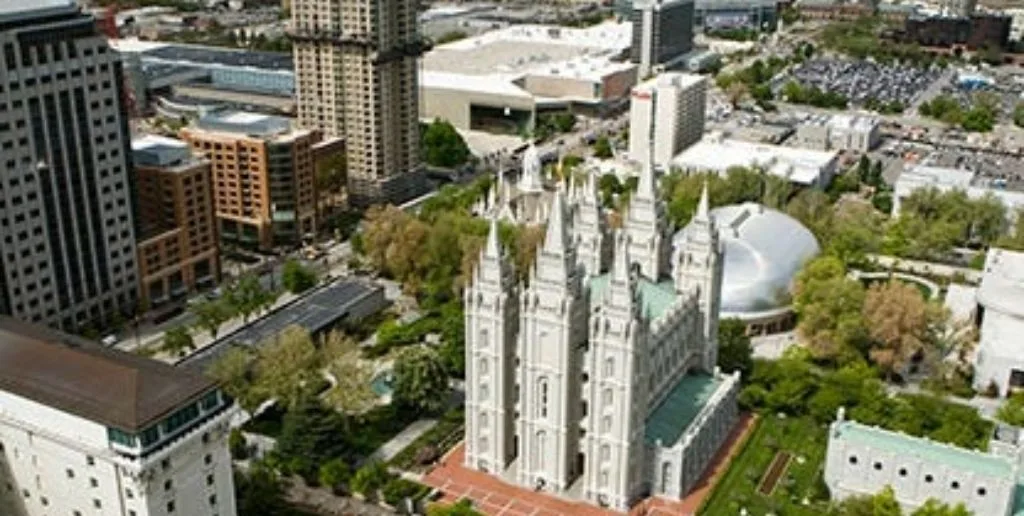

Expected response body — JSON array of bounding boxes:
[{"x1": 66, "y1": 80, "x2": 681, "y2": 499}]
[
  {"x1": 226, "y1": 273, "x2": 272, "y2": 323},
  {"x1": 252, "y1": 325, "x2": 320, "y2": 409},
  {"x1": 392, "y1": 346, "x2": 450, "y2": 415},
  {"x1": 862, "y1": 281, "x2": 945, "y2": 380},
  {"x1": 996, "y1": 391, "x2": 1024, "y2": 427},
  {"x1": 281, "y1": 259, "x2": 317, "y2": 294},
  {"x1": 190, "y1": 298, "x2": 234, "y2": 339},
  {"x1": 421, "y1": 119, "x2": 470, "y2": 168},
  {"x1": 792, "y1": 256, "x2": 867, "y2": 361},
  {"x1": 207, "y1": 347, "x2": 255, "y2": 410},
  {"x1": 161, "y1": 325, "x2": 194, "y2": 357}
]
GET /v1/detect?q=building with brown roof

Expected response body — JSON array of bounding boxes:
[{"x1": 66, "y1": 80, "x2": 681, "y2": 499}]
[
  {"x1": 132, "y1": 135, "x2": 220, "y2": 310},
  {"x1": 0, "y1": 316, "x2": 237, "y2": 516}
]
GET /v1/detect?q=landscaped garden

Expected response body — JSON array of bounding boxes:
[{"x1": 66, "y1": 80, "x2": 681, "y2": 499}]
[
  {"x1": 389, "y1": 407, "x2": 465, "y2": 472},
  {"x1": 701, "y1": 416, "x2": 830, "y2": 516}
]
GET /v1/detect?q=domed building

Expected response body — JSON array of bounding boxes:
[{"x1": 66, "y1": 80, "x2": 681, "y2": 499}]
[{"x1": 674, "y1": 202, "x2": 820, "y2": 335}]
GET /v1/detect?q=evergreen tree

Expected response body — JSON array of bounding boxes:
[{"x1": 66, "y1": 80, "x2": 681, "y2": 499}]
[
  {"x1": 275, "y1": 394, "x2": 348, "y2": 478},
  {"x1": 717, "y1": 318, "x2": 753, "y2": 380}
]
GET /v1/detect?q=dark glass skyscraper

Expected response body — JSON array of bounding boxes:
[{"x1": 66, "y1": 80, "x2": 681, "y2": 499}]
[
  {"x1": 0, "y1": 0, "x2": 139, "y2": 331},
  {"x1": 630, "y1": 0, "x2": 695, "y2": 77}
]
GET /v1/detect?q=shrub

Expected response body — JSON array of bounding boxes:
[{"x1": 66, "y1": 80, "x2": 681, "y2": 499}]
[
  {"x1": 350, "y1": 460, "x2": 393, "y2": 497},
  {"x1": 318, "y1": 458, "x2": 352, "y2": 494},
  {"x1": 229, "y1": 429, "x2": 249, "y2": 460},
  {"x1": 381, "y1": 478, "x2": 430, "y2": 506}
]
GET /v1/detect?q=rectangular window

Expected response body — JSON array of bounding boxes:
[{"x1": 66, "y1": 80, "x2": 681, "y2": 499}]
[{"x1": 107, "y1": 428, "x2": 137, "y2": 447}]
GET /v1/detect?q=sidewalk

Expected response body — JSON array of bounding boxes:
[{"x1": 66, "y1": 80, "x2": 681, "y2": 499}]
[
  {"x1": 138, "y1": 290, "x2": 303, "y2": 363},
  {"x1": 867, "y1": 254, "x2": 982, "y2": 283},
  {"x1": 370, "y1": 419, "x2": 438, "y2": 463}
]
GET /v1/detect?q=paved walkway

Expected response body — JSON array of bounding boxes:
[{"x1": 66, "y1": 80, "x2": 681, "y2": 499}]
[
  {"x1": 850, "y1": 270, "x2": 941, "y2": 299},
  {"x1": 370, "y1": 418, "x2": 438, "y2": 462},
  {"x1": 867, "y1": 254, "x2": 982, "y2": 284},
  {"x1": 424, "y1": 444, "x2": 703, "y2": 516},
  {"x1": 751, "y1": 331, "x2": 798, "y2": 359},
  {"x1": 140, "y1": 290, "x2": 303, "y2": 362}
]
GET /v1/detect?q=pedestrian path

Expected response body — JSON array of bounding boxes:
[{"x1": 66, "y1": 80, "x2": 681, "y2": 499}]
[{"x1": 370, "y1": 419, "x2": 438, "y2": 462}]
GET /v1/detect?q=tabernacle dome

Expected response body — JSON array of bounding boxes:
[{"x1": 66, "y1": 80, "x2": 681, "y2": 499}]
[{"x1": 674, "y1": 202, "x2": 820, "y2": 334}]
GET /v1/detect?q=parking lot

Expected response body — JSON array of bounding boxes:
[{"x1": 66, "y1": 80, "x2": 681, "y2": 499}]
[{"x1": 777, "y1": 59, "x2": 943, "y2": 107}]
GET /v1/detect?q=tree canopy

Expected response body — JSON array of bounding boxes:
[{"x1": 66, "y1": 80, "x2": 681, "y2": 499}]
[
  {"x1": 792, "y1": 256, "x2": 867, "y2": 362},
  {"x1": 996, "y1": 391, "x2": 1024, "y2": 427},
  {"x1": 392, "y1": 346, "x2": 451, "y2": 415},
  {"x1": 282, "y1": 259, "x2": 318, "y2": 294},
  {"x1": 428, "y1": 499, "x2": 485, "y2": 516},
  {"x1": 251, "y1": 326, "x2": 321, "y2": 410},
  {"x1": 829, "y1": 486, "x2": 972, "y2": 516},
  {"x1": 421, "y1": 119, "x2": 471, "y2": 168},
  {"x1": 718, "y1": 318, "x2": 753, "y2": 380},
  {"x1": 161, "y1": 325, "x2": 195, "y2": 357},
  {"x1": 862, "y1": 281, "x2": 947, "y2": 380},
  {"x1": 741, "y1": 358, "x2": 993, "y2": 450}
]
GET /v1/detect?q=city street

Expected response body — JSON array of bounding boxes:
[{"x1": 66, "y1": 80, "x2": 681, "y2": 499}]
[{"x1": 114, "y1": 239, "x2": 357, "y2": 353}]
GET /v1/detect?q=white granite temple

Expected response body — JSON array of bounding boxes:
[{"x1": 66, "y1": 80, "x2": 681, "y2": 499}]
[{"x1": 462, "y1": 150, "x2": 741, "y2": 511}]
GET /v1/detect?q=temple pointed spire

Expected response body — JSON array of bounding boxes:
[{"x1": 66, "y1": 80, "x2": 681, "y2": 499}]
[
  {"x1": 484, "y1": 216, "x2": 501, "y2": 259},
  {"x1": 584, "y1": 171, "x2": 599, "y2": 203},
  {"x1": 544, "y1": 191, "x2": 570, "y2": 254},
  {"x1": 487, "y1": 180, "x2": 497, "y2": 209},
  {"x1": 636, "y1": 154, "x2": 657, "y2": 201},
  {"x1": 611, "y1": 232, "x2": 631, "y2": 283},
  {"x1": 520, "y1": 143, "x2": 544, "y2": 193},
  {"x1": 695, "y1": 180, "x2": 710, "y2": 222}
]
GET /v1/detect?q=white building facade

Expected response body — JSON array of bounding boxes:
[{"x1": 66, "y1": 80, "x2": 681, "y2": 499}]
[
  {"x1": 825, "y1": 409, "x2": 1021, "y2": 515},
  {"x1": 464, "y1": 162, "x2": 740, "y2": 511},
  {"x1": 0, "y1": 318, "x2": 237, "y2": 516},
  {"x1": 893, "y1": 164, "x2": 1024, "y2": 230},
  {"x1": 628, "y1": 73, "x2": 707, "y2": 168},
  {"x1": 794, "y1": 114, "x2": 880, "y2": 153},
  {"x1": 972, "y1": 248, "x2": 1024, "y2": 397}
]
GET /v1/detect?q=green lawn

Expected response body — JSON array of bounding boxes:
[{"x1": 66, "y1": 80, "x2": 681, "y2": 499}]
[{"x1": 701, "y1": 416, "x2": 831, "y2": 516}]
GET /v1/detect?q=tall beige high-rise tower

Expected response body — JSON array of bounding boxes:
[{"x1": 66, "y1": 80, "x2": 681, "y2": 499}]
[{"x1": 290, "y1": 0, "x2": 426, "y2": 206}]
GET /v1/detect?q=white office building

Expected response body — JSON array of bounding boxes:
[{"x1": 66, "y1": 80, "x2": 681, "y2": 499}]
[
  {"x1": 893, "y1": 165, "x2": 1024, "y2": 228},
  {"x1": 794, "y1": 114, "x2": 880, "y2": 153},
  {"x1": 0, "y1": 317, "x2": 238, "y2": 516},
  {"x1": 464, "y1": 160, "x2": 740, "y2": 511},
  {"x1": 972, "y1": 248, "x2": 1024, "y2": 396},
  {"x1": 673, "y1": 134, "x2": 840, "y2": 188},
  {"x1": 628, "y1": 73, "x2": 707, "y2": 168}
]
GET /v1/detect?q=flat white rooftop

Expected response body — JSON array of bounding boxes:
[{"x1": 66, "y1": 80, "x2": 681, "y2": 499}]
[
  {"x1": 635, "y1": 71, "x2": 706, "y2": 92},
  {"x1": 132, "y1": 134, "x2": 187, "y2": 151},
  {"x1": 0, "y1": 0, "x2": 73, "y2": 17},
  {"x1": 979, "y1": 248, "x2": 1024, "y2": 318},
  {"x1": 804, "y1": 113, "x2": 879, "y2": 133},
  {"x1": 422, "y1": 20, "x2": 634, "y2": 95},
  {"x1": 672, "y1": 136, "x2": 839, "y2": 185},
  {"x1": 109, "y1": 38, "x2": 171, "y2": 54},
  {"x1": 944, "y1": 283, "x2": 978, "y2": 324}
]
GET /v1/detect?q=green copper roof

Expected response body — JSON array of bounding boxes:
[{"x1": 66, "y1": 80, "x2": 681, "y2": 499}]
[
  {"x1": 835, "y1": 422, "x2": 1014, "y2": 479},
  {"x1": 645, "y1": 374, "x2": 722, "y2": 446},
  {"x1": 589, "y1": 275, "x2": 678, "y2": 320}
]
